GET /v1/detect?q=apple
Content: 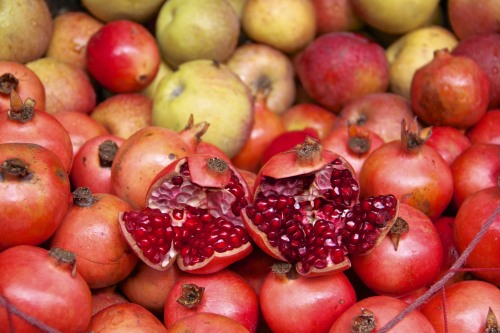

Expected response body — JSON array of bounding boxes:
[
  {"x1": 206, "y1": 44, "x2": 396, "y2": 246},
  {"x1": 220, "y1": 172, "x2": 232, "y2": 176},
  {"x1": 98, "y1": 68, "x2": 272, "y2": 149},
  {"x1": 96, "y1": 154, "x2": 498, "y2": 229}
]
[
  {"x1": 155, "y1": 0, "x2": 240, "y2": 68},
  {"x1": 226, "y1": 43, "x2": 296, "y2": 115},
  {"x1": 280, "y1": 103, "x2": 337, "y2": 140},
  {"x1": 81, "y1": 0, "x2": 165, "y2": 23},
  {"x1": 26, "y1": 57, "x2": 97, "y2": 115},
  {"x1": 311, "y1": 0, "x2": 364, "y2": 35},
  {"x1": 141, "y1": 61, "x2": 174, "y2": 100},
  {"x1": 295, "y1": 32, "x2": 390, "y2": 114},
  {"x1": 350, "y1": 0, "x2": 440, "y2": 34},
  {"x1": 90, "y1": 93, "x2": 153, "y2": 139},
  {"x1": 46, "y1": 11, "x2": 104, "y2": 70},
  {"x1": 386, "y1": 25, "x2": 458, "y2": 100},
  {"x1": 152, "y1": 59, "x2": 254, "y2": 159},
  {"x1": 448, "y1": 0, "x2": 500, "y2": 40},
  {"x1": 0, "y1": 0, "x2": 53, "y2": 63},
  {"x1": 87, "y1": 20, "x2": 161, "y2": 94},
  {"x1": 334, "y1": 92, "x2": 418, "y2": 143},
  {"x1": 241, "y1": 0, "x2": 316, "y2": 54},
  {"x1": 411, "y1": 49, "x2": 490, "y2": 129},
  {"x1": 452, "y1": 33, "x2": 500, "y2": 108}
]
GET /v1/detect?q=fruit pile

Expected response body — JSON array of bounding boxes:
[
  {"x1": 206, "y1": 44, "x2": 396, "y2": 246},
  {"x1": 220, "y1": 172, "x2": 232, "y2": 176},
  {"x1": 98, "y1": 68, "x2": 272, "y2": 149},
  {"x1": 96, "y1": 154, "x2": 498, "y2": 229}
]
[{"x1": 0, "y1": 0, "x2": 499, "y2": 332}]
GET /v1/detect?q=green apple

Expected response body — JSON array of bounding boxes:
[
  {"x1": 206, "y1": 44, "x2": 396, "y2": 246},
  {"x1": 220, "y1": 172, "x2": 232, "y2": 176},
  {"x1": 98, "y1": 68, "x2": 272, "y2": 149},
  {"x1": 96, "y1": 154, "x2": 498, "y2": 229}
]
[
  {"x1": 351, "y1": 0, "x2": 440, "y2": 34},
  {"x1": 156, "y1": 0, "x2": 240, "y2": 68},
  {"x1": 386, "y1": 25, "x2": 458, "y2": 99},
  {"x1": 242, "y1": 0, "x2": 316, "y2": 54},
  {"x1": 152, "y1": 59, "x2": 254, "y2": 158},
  {"x1": 81, "y1": 0, "x2": 165, "y2": 23},
  {"x1": 226, "y1": 43, "x2": 296, "y2": 114}
]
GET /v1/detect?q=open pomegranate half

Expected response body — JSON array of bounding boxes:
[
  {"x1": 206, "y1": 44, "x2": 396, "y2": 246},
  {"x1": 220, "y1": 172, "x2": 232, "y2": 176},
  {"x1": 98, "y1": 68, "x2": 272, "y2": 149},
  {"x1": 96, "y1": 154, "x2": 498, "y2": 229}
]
[
  {"x1": 119, "y1": 154, "x2": 253, "y2": 274},
  {"x1": 241, "y1": 137, "x2": 399, "y2": 276}
]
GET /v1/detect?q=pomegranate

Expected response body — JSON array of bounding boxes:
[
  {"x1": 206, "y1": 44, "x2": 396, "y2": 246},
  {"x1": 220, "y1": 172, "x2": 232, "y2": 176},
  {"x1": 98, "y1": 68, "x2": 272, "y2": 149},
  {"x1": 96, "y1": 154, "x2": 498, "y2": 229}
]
[
  {"x1": 411, "y1": 49, "x2": 490, "y2": 129},
  {"x1": 359, "y1": 119, "x2": 454, "y2": 221},
  {"x1": 50, "y1": 187, "x2": 139, "y2": 289},
  {"x1": 91, "y1": 286, "x2": 128, "y2": 316},
  {"x1": 0, "y1": 91, "x2": 73, "y2": 173},
  {"x1": 0, "y1": 61, "x2": 46, "y2": 112},
  {"x1": 111, "y1": 119, "x2": 208, "y2": 210},
  {"x1": 450, "y1": 143, "x2": 500, "y2": 209},
  {"x1": 420, "y1": 280, "x2": 500, "y2": 333},
  {"x1": 69, "y1": 134, "x2": 125, "y2": 194},
  {"x1": 0, "y1": 143, "x2": 71, "y2": 250},
  {"x1": 163, "y1": 269, "x2": 259, "y2": 332},
  {"x1": 88, "y1": 302, "x2": 167, "y2": 333},
  {"x1": 350, "y1": 203, "x2": 443, "y2": 297},
  {"x1": 0, "y1": 245, "x2": 92, "y2": 333},
  {"x1": 466, "y1": 109, "x2": 500, "y2": 145},
  {"x1": 166, "y1": 312, "x2": 251, "y2": 333},
  {"x1": 328, "y1": 295, "x2": 436, "y2": 332},
  {"x1": 321, "y1": 123, "x2": 384, "y2": 176},
  {"x1": 280, "y1": 102, "x2": 337, "y2": 141},
  {"x1": 119, "y1": 154, "x2": 253, "y2": 274},
  {"x1": 259, "y1": 262, "x2": 357, "y2": 333},
  {"x1": 241, "y1": 137, "x2": 399, "y2": 276},
  {"x1": 424, "y1": 125, "x2": 472, "y2": 165},
  {"x1": 453, "y1": 181, "x2": 500, "y2": 285},
  {"x1": 119, "y1": 261, "x2": 185, "y2": 315},
  {"x1": 261, "y1": 127, "x2": 320, "y2": 166}
]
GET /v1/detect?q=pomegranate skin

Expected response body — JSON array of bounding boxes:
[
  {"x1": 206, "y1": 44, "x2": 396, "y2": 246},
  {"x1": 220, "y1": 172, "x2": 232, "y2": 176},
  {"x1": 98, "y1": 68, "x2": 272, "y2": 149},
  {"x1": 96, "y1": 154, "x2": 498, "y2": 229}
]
[
  {"x1": 466, "y1": 109, "x2": 500, "y2": 145},
  {"x1": 411, "y1": 49, "x2": 490, "y2": 129}
]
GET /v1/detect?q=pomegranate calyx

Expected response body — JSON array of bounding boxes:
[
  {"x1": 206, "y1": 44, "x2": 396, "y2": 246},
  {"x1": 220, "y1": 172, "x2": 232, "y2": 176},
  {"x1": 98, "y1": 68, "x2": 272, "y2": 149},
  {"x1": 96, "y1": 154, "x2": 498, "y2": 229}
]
[
  {"x1": 271, "y1": 262, "x2": 300, "y2": 280},
  {"x1": 350, "y1": 308, "x2": 376, "y2": 333},
  {"x1": 0, "y1": 73, "x2": 19, "y2": 94},
  {"x1": 48, "y1": 247, "x2": 77, "y2": 277},
  {"x1": 72, "y1": 187, "x2": 95, "y2": 207},
  {"x1": 177, "y1": 283, "x2": 205, "y2": 309},
  {"x1": 0, "y1": 158, "x2": 32, "y2": 179},
  {"x1": 293, "y1": 136, "x2": 322, "y2": 166},
  {"x1": 389, "y1": 217, "x2": 409, "y2": 251},
  {"x1": 400, "y1": 118, "x2": 431, "y2": 153},
  {"x1": 98, "y1": 140, "x2": 119, "y2": 167},
  {"x1": 181, "y1": 114, "x2": 209, "y2": 145},
  {"x1": 8, "y1": 90, "x2": 35, "y2": 123},
  {"x1": 486, "y1": 307, "x2": 498, "y2": 333},
  {"x1": 347, "y1": 124, "x2": 371, "y2": 154}
]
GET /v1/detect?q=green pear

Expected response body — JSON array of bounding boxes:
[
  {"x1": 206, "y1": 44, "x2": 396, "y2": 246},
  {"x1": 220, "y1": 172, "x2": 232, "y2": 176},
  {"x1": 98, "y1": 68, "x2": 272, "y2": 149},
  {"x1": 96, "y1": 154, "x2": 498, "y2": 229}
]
[
  {"x1": 152, "y1": 59, "x2": 254, "y2": 158},
  {"x1": 81, "y1": 0, "x2": 165, "y2": 23},
  {"x1": 156, "y1": 0, "x2": 240, "y2": 68}
]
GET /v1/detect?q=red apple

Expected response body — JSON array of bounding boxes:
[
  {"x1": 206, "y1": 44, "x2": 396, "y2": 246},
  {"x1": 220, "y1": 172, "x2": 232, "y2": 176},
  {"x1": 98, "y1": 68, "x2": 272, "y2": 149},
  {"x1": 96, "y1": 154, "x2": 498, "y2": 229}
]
[
  {"x1": 280, "y1": 103, "x2": 337, "y2": 140},
  {"x1": 334, "y1": 92, "x2": 418, "y2": 143},
  {"x1": 411, "y1": 49, "x2": 490, "y2": 129},
  {"x1": 295, "y1": 32, "x2": 390, "y2": 113},
  {"x1": 448, "y1": 0, "x2": 500, "y2": 40},
  {"x1": 452, "y1": 33, "x2": 500, "y2": 108},
  {"x1": 87, "y1": 20, "x2": 161, "y2": 93},
  {"x1": 311, "y1": 0, "x2": 364, "y2": 34},
  {"x1": 466, "y1": 109, "x2": 500, "y2": 145}
]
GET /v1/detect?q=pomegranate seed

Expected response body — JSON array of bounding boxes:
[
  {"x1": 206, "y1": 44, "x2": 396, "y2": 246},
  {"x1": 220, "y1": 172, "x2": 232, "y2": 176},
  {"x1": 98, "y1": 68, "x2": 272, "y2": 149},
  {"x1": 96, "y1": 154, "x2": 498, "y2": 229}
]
[{"x1": 212, "y1": 239, "x2": 228, "y2": 252}]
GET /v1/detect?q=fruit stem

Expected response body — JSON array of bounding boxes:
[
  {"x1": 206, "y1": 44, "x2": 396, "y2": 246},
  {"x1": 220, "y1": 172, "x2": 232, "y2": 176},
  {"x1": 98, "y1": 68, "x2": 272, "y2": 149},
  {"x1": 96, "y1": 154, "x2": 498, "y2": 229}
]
[
  {"x1": 378, "y1": 203, "x2": 500, "y2": 333},
  {"x1": 0, "y1": 73, "x2": 19, "y2": 95},
  {"x1": 72, "y1": 187, "x2": 95, "y2": 207},
  {"x1": 400, "y1": 118, "x2": 431, "y2": 153},
  {"x1": 98, "y1": 140, "x2": 119, "y2": 167},
  {"x1": 0, "y1": 158, "x2": 32, "y2": 180},
  {"x1": 347, "y1": 123, "x2": 371, "y2": 155},
  {"x1": 0, "y1": 295, "x2": 60, "y2": 333},
  {"x1": 177, "y1": 283, "x2": 205, "y2": 309},
  {"x1": 389, "y1": 218, "x2": 409, "y2": 251},
  {"x1": 271, "y1": 262, "x2": 299, "y2": 280},
  {"x1": 48, "y1": 247, "x2": 78, "y2": 277},
  {"x1": 8, "y1": 90, "x2": 35, "y2": 123}
]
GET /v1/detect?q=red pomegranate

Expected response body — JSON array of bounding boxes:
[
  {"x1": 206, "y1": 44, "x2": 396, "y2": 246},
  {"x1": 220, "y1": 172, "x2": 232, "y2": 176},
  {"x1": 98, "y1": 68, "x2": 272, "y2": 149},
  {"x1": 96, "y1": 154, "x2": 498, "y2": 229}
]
[
  {"x1": 166, "y1": 312, "x2": 250, "y2": 333},
  {"x1": 0, "y1": 143, "x2": 71, "y2": 250},
  {"x1": 424, "y1": 125, "x2": 472, "y2": 165},
  {"x1": 466, "y1": 109, "x2": 500, "y2": 145},
  {"x1": 119, "y1": 154, "x2": 253, "y2": 274},
  {"x1": 241, "y1": 136, "x2": 399, "y2": 276},
  {"x1": 359, "y1": 119, "x2": 454, "y2": 221},
  {"x1": 163, "y1": 269, "x2": 259, "y2": 332},
  {"x1": 259, "y1": 262, "x2": 357, "y2": 333}
]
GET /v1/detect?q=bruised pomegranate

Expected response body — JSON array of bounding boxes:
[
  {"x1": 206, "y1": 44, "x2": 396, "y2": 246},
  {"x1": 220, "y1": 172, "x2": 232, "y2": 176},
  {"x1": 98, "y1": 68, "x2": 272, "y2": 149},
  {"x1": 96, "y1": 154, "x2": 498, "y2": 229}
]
[
  {"x1": 119, "y1": 154, "x2": 253, "y2": 274},
  {"x1": 241, "y1": 137, "x2": 399, "y2": 276}
]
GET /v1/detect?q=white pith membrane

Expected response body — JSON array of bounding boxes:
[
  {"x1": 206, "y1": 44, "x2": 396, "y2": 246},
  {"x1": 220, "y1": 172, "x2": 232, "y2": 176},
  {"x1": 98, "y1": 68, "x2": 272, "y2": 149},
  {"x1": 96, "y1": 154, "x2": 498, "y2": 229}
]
[
  {"x1": 121, "y1": 160, "x2": 250, "y2": 270},
  {"x1": 243, "y1": 160, "x2": 398, "y2": 274}
]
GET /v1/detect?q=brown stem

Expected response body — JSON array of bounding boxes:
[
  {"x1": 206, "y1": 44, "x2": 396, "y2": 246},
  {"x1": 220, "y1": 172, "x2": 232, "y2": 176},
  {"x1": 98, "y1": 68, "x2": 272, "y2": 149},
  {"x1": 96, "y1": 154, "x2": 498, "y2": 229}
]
[
  {"x1": 0, "y1": 158, "x2": 32, "y2": 181},
  {"x1": 8, "y1": 90, "x2": 35, "y2": 123},
  {"x1": 72, "y1": 187, "x2": 95, "y2": 207},
  {"x1": 0, "y1": 73, "x2": 19, "y2": 94},
  {"x1": 378, "y1": 203, "x2": 500, "y2": 332},
  {"x1": 98, "y1": 140, "x2": 119, "y2": 167},
  {"x1": 176, "y1": 283, "x2": 204, "y2": 309}
]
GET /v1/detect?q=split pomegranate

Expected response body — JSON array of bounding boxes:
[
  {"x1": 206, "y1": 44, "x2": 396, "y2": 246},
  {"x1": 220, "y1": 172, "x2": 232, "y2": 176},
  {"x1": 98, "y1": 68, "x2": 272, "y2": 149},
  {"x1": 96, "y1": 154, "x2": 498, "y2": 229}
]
[
  {"x1": 241, "y1": 137, "x2": 399, "y2": 276},
  {"x1": 119, "y1": 153, "x2": 253, "y2": 274}
]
